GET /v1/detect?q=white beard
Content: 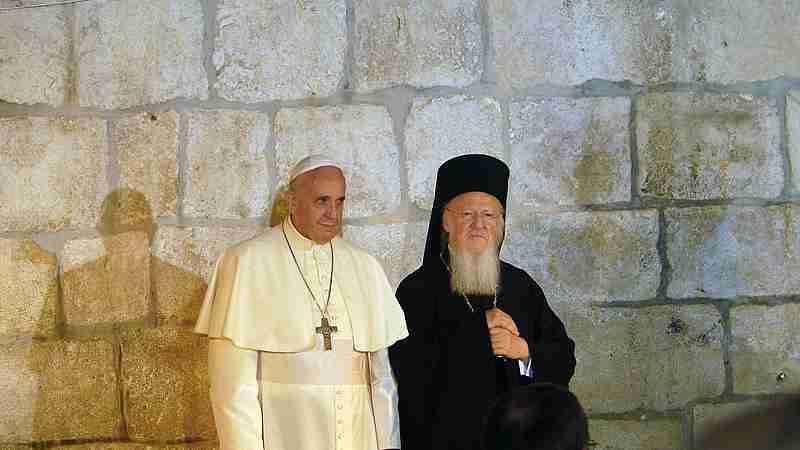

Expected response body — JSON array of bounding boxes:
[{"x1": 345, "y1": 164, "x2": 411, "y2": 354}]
[{"x1": 448, "y1": 243, "x2": 501, "y2": 296}]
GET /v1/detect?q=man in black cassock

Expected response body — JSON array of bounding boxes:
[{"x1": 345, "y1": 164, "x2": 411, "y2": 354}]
[{"x1": 388, "y1": 154, "x2": 576, "y2": 450}]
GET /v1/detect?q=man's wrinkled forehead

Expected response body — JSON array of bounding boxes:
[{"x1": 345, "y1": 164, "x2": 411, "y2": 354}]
[{"x1": 445, "y1": 191, "x2": 504, "y2": 210}]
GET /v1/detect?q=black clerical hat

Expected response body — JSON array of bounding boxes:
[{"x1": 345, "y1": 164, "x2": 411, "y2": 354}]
[{"x1": 422, "y1": 154, "x2": 510, "y2": 266}]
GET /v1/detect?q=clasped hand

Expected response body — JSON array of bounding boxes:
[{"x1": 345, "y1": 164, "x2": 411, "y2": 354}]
[{"x1": 485, "y1": 307, "x2": 529, "y2": 360}]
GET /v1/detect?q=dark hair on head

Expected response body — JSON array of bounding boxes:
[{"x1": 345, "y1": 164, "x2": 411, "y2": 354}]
[{"x1": 482, "y1": 383, "x2": 588, "y2": 450}]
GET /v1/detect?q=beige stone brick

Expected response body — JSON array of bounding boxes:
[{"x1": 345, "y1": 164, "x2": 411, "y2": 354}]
[
  {"x1": 121, "y1": 327, "x2": 215, "y2": 441},
  {"x1": 509, "y1": 97, "x2": 631, "y2": 209},
  {"x1": 637, "y1": 93, "x2": 782, "y2": 200},
  {"x1": 589, "y1": 418, "x2": 683, "y2": 450},
  {"x1": 0, "y1": 239, "x2": 57, "y2": 337},
  {"x1": 274, "y1": 105, "x2": 401, "y2": 217},
  {"x1": 730, "y1": 304, "x2": 800, "y2": 394},
  {"x1": 569, "y1": 305, "x2": 724, "y2": 413},
  {"x1": 214, "y1": 0, "x2": 346, "y2": 102},
  {"x1": 352, "y1": 0, "x2": 482, "y2": 91},
  {"x1": 114, "y1": 112, "x2": 179, "y2": 218},
  {"x1": 0, "y1": 6, "x2": 69, "y2": 106},
  {"x1": 503, "y1": 210, "x2": 660, "y2": 305},
  {"x1": 76, "y1": 0, "x2": 207, "y2": 109},
  {"x1": 0, "y1": 117, "x2": 109, "y2": 232},
  {"x1": 343, "y1": 222, "x2": 426, "y2": 289},
  {"x1": 184, "y1": 110, "x2": 271, "y2": 219},
  {"x1": 0, "y1": 338, "x2": 121, "y2": 442},
  {"x1": 788, "y1": 90, "x2": 800, "y2": 193},
  {"x1": 665, "y1": 205, "x2": 800, "y2": 299},
  {"x1": 405, "y1": 96, "x2": 504, "y2": 209},
  {"x1": 61, "y1": 232, "x2": 150, "y2": 326}
]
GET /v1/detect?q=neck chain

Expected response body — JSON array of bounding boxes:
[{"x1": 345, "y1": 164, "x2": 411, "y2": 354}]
[
  {"x1": 439, "y1": 250, "x2": 498, "y2": 313},
  {"x1": 281, "y1": 221, "x2": 335, "y2": 320}
]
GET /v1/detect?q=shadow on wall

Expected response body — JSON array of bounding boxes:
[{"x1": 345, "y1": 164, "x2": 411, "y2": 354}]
[{"x1": 695, "y1": 396, "x2": 800, "y2": 450}]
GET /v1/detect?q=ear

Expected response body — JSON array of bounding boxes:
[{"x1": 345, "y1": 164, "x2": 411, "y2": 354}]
[
  {"x1": 283, "y1": 190, "x2": 296, "y2": 214},
  {"x1": 442, "y1": 210, "x2": 453, "y2": 233}
]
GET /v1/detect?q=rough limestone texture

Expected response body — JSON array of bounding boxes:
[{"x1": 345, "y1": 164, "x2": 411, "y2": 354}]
[
  {"x1": 76, "y1": 0, "x2": 207, "y2": 109},
  {"x1": 509, "y1": 97, "x2": 631, "y2": 210},
  {"x1": 503, "y1": 210, "x2": 660, "y2": 306},
  {"x1": 274, "y1": 105, "x2": 401, "y2": 217},
  {"x1": 666, "y1": 205, "x2": 800, "y2": 299},
  {"x1": 730, "y1": 304, "x2": 800, "y2": 395},
  {"x1": 567, "y1": 305, "x2": 724, "y2": 413},
  {"x1": 682, "y1": 1, "x2": 800, "y2": 83},
  {"x1": 589, "y1": 418, "x2": 683, "y2": 450},
  {"x1": 352, "y1": 0, "x2": 482, "y2": 91},
  {"x1": 121, "y1": 327, "x2": 215, "y2": 441},
  {"x1": 637, "y1": 93, "x2": 782, "y2": 200},
  {"x1": 789, "y1": 90, "x2": 800, "y2": 192},
  {"x1": 184, "y1": 111, "x2": 271, "y2": 219},
  {"x1": 61, "y1": 232, "x2": 150, "y2": 326},
  {"x1": 152, "y1": 225, "x2": 263, "y2": 324},
  {"x1": 113, "y1": 112, "x2": 179, "y2": 218},
  {"x1": 214, "y1": 0, "x2": 346, "y2": 102},
  {"x1": 0, "y1": 239, "x2": 57, "y2": 337},
  {"x1": 692, "y1": 400, "x2": 769, "y2": 447},
  {"x1": 343, "y1": 222, "x2": 426, "y2": 288},
  {"x1": 487, "y1": 0, "x2": 677, "y2": 88},
  {"x1": 0, "y1": 7, "x2": 69, "y2": 106},
  {"x1": 406, "y1": 96, "x2": 504, "y2": 209},
  {"x1": 0, "y1": 117, "x2": 109, "y2": 232},
  {"x1": 0, "y1": 338, "x2": 120, "y2": 442}
]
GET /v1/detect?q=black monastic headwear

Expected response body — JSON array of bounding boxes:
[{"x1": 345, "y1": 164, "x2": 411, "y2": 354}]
[{"x1": 421, "y1": 154, "x2": 510, "y2": 267}]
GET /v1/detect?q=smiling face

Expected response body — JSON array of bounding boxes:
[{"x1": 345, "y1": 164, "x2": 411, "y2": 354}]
[
  {"x1": 442, "y1": 191, "x2": 504, "y2": 255},
  {"x1": 286, "y1": 166, "x2": 346, "y2": 244}
]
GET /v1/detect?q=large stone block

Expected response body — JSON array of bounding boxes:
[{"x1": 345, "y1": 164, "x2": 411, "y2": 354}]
[
  {"x1": 114, "y1": 112, "x2": 179, "y2": 218},
  {"x1": 0, "y1": 240, "x2": 57, "y2": 337},
  {"x1": 666, "y1": 205, "x2": 800, "y2": 299},
  {"x1": 681, "y1": 1, "x2": 800, "y2": 83},
  {"x1": 503, "y1": 210, "x2": 660, "y2": 306},
  {"x1": 0, "y1": 6, "x2": 69, "y2": 106},
  {"x1": 153, "y1": 225, "x2": 263, "y2": 324},
  {"x1": 509, "y1": 97, "x2": 631, "y2": 209},
  {"x1": 352, "y1": 0, "x2": 482, "y2": 91},
  {"x1": 589, "y1": 418, "x2": 683, "y2": 450},
  {"x1": 274, "y1": 105, "x2": 401, "y2": 217},
  {"x1": 214, "y1": 0, "x2": 346, "y2": 102},
  {"x1": 342, "y1": 222, "x2": 426, "y2": 289},
  {"x1": 0, "y1": 338, "x2": 121, "y2": 442},
  {"x1": 76, "y1": 0, "x2": 207, "y2": 109},
  {"x1": 121, "y1": 327, "x2": 215, "y2": 441},
  {"x1": 405, "y1": 96, "x2": 504, "y2": 209},
  {"x1": 730, "y1": 304, "x2": 800, "y2": 394},
  {"x1": 61, "y1": 232, "x2": 150, "y2": 326},
  {"x1": 487, "y1": 0, "x2": 677, "y2": 88},
  {"x1": 637, "y1": 93, "x2": 782, "y2": 200},
  {"x1": 789, "y1": 90, "x2": 800, "y2": 193},
  {"x1": 0, "y1": 117, "x2": 109, "y2": 232},
  {"x1": 184, "y1": 110, "x2": 271, "y2": 219},
  {"x1": 569, "y1": 305, "x2": 724, "y2": 413},
  {"x1": 693, "y1": 400, "x2": 772, "y2": 448}
]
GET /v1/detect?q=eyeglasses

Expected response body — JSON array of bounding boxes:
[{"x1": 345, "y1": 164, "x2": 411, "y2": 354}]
[{"x1": 445, "y1": 208, "x2": 504, "y2": 224}]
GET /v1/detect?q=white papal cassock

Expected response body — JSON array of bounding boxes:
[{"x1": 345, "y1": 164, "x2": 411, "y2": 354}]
[{"x1": 195, "y1": 218, "x2": 408, "y2": 450}]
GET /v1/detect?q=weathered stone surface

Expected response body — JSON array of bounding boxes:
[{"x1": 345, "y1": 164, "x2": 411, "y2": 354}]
[
  {"x1": 0, "y1": 6, "x2": 69, "y2": 106},
  {"x1": 509, "y1": 97, "x2": 631, "y2": 209},
  {"x1": 503, "y1": 210, "x2": 660, "y2": 305},
  {"x1": 589, "y1": 418, "x2": 683, "y2": 450},
  {"x1": 184, "y1": 111, "x2": 271, "y2": 219},
  {"x1": 49, "y1": 444, "x2": 217, "y2": 450},
  {"x1": 61, "y1": 232, "x2": 150, "y2": 326},
  {"x1": 352, "y1": 0, "x2": 482, "y2": 91},
  {"x1": 730, "y1": 304, "x2": 800, "y2": 394},
  {"x1": 214, "y1": 0, "x2": 346, "y2": 102},
  {"x1": 121, "y1": 327, "x2": 215, "y2": 441},
  {"x1": 0, "y1": 117, "x2": 109, "y2": 232},
  {"x1": 76, "y1": 0, "x2": 207, "y2": 109},
  {"x1": 568, "y1": 305, "x2": 724, "y2": 413},
  {"x1": 789, "y1": 90, "x2": 800, "y2": 193},
  {"x1": 0, "y1": 240, "x2": 57, "y2": 337},
  {"x1": 681, "y1": 1, "x2": 800, "y2": 83},
  {"x1": 637, "y1": 93, "x2": 782, "y2": 200},
  {"x1": 693, "y1": 400, "x2": 770, "y2": 448},
  {"x1": 0, "y1": 338, "x2": 120, "y2": 442},
  {"x1": 114, "y1": 112, "x2": 179, "y2": 218},
  {"x1": 666, "y1": 205, "x2": 800, "y2": 299},
  {"x1": 405, "y1": 96, "x2": 504, "y2": 209},
  {"x1": 275, "y1": 105, "x2": 401, "y2": 217},
  {"x1": 153, "y1": 225, "x2": 263, "y2": 324},
  {"x1": 343, "y1": 222, "x2": 426, "y2": 288},
  {"x1": 487, "y1": 0, "x2": 677, "y2": 88}
]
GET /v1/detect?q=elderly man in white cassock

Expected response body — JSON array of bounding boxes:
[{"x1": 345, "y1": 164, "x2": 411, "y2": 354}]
[{"x1": 195, "y1": 155, "x2": 408, "y2": 450}]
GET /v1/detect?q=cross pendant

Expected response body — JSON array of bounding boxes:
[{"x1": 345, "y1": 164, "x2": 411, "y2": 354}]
[{"x1": 316, "y1": 317, "x2": 338, "y2": 351}]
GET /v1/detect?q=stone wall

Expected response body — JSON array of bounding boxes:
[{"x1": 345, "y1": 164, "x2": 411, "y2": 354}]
[{"x1": 1, "y1": 0, "x2": 799, "y2": 448}]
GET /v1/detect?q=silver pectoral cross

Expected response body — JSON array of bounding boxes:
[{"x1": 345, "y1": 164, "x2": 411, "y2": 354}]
[{"x1": 316, "y1": 317, "x2": 338, "y2": 351}]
